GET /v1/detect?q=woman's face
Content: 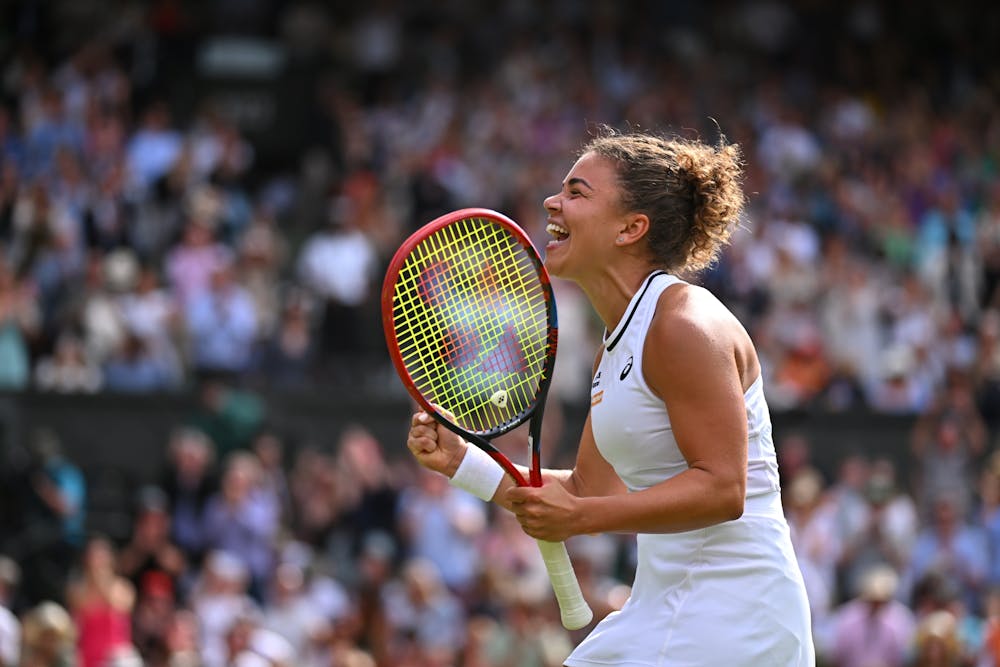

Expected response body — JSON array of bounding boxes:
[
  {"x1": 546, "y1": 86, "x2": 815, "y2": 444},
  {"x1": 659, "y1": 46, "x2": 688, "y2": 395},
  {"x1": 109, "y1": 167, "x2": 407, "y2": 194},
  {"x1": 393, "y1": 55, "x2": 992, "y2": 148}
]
[{"x1": 542, "y1": 152, "x2": 626, "y2": 281}]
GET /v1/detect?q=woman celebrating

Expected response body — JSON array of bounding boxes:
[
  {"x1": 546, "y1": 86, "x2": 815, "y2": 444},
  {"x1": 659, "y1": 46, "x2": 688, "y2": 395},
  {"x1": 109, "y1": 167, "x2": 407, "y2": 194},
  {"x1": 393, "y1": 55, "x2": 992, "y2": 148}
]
[{"x1": 407, "y1": 128, "x2": 814, "y2": 665}]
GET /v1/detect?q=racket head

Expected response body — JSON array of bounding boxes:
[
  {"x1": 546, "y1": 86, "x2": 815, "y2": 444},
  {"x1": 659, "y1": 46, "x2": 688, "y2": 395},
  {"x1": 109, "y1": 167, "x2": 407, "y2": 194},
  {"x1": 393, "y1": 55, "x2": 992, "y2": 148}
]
[{"x1": 382, "y1": 208, "x2": 558, "y2": 439}]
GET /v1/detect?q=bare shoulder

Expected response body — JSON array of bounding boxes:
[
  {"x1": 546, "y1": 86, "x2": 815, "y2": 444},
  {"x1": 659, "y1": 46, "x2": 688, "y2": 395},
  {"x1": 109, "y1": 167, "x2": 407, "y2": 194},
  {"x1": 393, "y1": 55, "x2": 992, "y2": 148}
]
[
  {"x1": 651, "y1": 283, "x2": 744, "y2": 345},
  {"x1": 644, "y1": 283, "x2": 758, "y2": 391}
]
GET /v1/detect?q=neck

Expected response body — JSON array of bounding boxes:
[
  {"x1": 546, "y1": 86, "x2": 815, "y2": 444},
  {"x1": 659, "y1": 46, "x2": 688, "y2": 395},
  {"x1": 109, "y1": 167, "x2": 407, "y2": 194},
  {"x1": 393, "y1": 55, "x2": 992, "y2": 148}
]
[{"x1": 576, "y1": 263, "x2": 660, "y2": 334}]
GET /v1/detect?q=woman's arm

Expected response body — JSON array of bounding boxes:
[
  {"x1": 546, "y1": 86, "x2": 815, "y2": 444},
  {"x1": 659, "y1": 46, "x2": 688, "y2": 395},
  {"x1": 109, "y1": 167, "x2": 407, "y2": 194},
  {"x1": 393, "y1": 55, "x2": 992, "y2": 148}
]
[
  {"x1": 407, "y1": 408, "x2": 626, "y2": 503},
  {"x1": 508, "y1": 287, "x2": 750, "y2": 540}
]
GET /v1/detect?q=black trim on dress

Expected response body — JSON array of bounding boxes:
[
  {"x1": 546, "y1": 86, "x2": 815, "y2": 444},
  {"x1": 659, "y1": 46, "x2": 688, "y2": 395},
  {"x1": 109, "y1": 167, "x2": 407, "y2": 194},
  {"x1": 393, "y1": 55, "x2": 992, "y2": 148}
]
[{"x1": 604, "y1": 270, "x2": 668, "y2": 352}]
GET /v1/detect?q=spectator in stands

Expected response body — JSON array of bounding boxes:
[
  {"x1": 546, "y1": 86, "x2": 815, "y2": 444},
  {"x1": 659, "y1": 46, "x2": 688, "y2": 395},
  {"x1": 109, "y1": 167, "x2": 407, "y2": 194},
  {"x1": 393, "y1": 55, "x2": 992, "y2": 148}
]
[
  {"x1": 19, "y1": 601, "x2": 76, "y2": 667},
  {"x1": 166, "y1": 217, "x2": 232, "y2": 309},
  {"x1": 184, "y1": 258, "x2": 258, "y2": 378},
  {"x1": 911, "y1": 372, "x2": 988, "y2": 517},
  {"x1": 117, "y1": 487, "x2": 187, "y2": 597},
  {"x1": 13, "y1": 428, "x2": 86, "y2": 606},
  {"x1": 825, "y1": 564, "x2": 916, "y2": 667},
  {"x1": 334, "y1": 426, "x2": 400, "y2": 569},
  {"x1": 63, "y1": 251, "x2": 128, "y2": 368},
  {"x1": 125, "y1": 101, "x2": 182, "y2": 193},
  {"x1": 252, "y1": 289, "x2": 316, "y2": 390},
  {"x1": 250, "y1": 430, "x2": 292, "y2": 528},
  {"x1": 296, "y1": 203, "x2": 378, "y2": 382},
  {"x1": 396, "y1": 467, "x2": 488, "y2": 597},
  {"x1": 67, "y1": 535, "x2": 135, "y2": 667},
  {"x1": 130, "y1": 571, "x2": 177, "y2": 667},
  {"x1": 187, "y1": 551, "x2": 258, "y2": 667},
  {"x1": 258, "y1": 561, "x2": 330, "y2": 663},
  {"x1": 838, "y1": 458, "x2": 919, "y2": 599},
  {"x1": 288, "y1": 446, "x2": 341, "y2": 548},
  {"x1": 189, "y1": 380, "x2": 265, "y2": 457},
  {"x1": 379, "y1": 558, "x2": 466, "y2": 665},
  {"x1": 906, "y1": 494, "x2": 990, "y2": 615},
  {"x1": 235, "y1": 206, "x2": 287, "y2": 343},
  {"x1": 117, "y1": 264, "x2": 182, "y2": 376},
  {"x1": 160, "y1": 427, "x2": 218, "y2": 564},
  {"x1": 201, "y1": 452, "x2": 280, "y2": 599}
]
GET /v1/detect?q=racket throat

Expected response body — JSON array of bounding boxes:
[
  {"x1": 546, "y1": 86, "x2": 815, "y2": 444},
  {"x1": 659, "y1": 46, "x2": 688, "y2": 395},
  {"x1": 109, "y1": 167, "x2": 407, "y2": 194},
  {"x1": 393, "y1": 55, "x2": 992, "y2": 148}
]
[{"x1": 529, "y1": 434, "x2": 543, "y2": 487}]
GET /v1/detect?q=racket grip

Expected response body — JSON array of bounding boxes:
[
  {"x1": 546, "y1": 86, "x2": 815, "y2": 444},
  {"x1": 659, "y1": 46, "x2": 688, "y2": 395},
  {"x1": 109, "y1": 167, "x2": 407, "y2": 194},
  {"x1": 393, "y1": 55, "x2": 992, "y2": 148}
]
[{"x1": 536, "y1": 539, "x2": 594, "y2": 630}]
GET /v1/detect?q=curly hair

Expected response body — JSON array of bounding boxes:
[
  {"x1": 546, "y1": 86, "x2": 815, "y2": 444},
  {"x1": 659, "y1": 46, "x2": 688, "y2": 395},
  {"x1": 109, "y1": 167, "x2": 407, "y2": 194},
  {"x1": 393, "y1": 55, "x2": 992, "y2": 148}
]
[{"x1": 582, "y1": 127, "x2": 745, "y2": 273}]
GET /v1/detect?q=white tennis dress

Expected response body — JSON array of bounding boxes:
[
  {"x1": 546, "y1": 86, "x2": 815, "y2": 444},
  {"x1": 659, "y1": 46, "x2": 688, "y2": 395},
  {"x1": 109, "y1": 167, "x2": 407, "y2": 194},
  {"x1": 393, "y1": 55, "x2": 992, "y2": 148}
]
[{"x1": 565, "y1": 271, "x2": 815, "y2": 667}]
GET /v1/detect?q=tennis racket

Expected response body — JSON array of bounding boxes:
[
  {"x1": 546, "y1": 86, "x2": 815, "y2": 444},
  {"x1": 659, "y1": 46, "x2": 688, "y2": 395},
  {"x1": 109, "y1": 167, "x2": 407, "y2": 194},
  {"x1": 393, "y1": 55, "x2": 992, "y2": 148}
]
[{"x1": 382, "y1": 207, "x2": 593, "y2": 630}]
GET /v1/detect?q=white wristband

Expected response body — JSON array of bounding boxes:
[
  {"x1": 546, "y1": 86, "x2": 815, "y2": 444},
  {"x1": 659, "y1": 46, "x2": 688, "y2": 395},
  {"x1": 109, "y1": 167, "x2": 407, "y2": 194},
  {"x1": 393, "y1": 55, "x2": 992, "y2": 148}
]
[{"x1": 449, "y1": 444, "x2": 505, "y2": 501}]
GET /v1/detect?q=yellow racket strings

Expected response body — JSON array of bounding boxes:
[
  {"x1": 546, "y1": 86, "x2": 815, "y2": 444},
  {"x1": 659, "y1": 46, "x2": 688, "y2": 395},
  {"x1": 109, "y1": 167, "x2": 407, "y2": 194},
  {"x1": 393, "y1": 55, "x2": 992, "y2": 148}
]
[{"x1": 392, "y1": 217, "x2": 549, "y2": 432}]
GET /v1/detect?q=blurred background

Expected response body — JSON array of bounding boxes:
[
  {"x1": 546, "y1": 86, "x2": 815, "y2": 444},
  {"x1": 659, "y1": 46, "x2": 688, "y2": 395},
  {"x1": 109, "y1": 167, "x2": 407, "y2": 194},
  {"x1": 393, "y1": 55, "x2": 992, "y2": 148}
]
[{"x1": 0, "y1": 0, "x2": 998, "y2": 665}]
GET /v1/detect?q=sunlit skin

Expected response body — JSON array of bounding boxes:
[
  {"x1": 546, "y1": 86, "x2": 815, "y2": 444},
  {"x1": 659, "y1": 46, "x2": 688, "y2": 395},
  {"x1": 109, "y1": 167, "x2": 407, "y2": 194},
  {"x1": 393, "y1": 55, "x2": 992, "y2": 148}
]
[{"x1": 407, "y1": 152, "x2": 757, "y2": 542}]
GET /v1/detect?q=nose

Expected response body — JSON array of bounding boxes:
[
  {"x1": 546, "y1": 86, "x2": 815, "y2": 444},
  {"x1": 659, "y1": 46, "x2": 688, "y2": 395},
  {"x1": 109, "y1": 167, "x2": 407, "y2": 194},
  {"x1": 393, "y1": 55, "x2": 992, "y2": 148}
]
[{"x1": 543, "y1": 192, "x2": 560, "y2": 212}]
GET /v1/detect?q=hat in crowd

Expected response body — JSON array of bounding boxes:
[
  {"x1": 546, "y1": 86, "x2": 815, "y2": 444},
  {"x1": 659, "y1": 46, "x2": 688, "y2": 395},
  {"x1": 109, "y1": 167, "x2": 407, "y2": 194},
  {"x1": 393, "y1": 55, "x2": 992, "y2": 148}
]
[
  {"x1": 860, "y1": 564, "x2": 899, "y2": 602},
  {"x1": 21, "y1": 601, "x2": 75, "y2": 646},
  {"x1": 915, "y1": 610, "x2": 961, "y2": 656},
  {"x1": 787, "y1": 466, "x2": 824, "y2": 508}
]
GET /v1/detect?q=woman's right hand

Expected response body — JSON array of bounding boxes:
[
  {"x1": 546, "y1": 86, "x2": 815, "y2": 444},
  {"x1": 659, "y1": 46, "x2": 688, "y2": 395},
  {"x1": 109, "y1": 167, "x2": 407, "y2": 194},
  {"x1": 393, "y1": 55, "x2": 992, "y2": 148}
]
[{"x1": 406, "y1": 411, "x2": 467, "y2": 477}]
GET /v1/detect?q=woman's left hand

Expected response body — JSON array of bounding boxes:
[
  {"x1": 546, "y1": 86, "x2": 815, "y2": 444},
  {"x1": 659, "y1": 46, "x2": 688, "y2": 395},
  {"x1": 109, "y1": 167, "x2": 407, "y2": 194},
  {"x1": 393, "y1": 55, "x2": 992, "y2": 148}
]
[{"x1": 506, "y1": 481, "x2": 582, "y2": 542}]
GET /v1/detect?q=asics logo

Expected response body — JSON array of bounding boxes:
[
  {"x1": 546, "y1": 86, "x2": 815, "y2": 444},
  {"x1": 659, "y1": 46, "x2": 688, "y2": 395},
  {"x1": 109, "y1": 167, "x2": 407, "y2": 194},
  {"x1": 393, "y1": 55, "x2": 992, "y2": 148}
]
[{"x1": 620, "y1": 356, "x2": 633, "y2": 381}]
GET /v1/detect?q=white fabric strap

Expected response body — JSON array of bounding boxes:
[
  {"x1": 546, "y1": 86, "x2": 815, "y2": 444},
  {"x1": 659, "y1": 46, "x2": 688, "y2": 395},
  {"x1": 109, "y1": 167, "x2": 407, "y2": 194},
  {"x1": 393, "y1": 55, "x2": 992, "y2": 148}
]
[{"x1": 449, "y1": 444, "x2": 505, "y2": 501}]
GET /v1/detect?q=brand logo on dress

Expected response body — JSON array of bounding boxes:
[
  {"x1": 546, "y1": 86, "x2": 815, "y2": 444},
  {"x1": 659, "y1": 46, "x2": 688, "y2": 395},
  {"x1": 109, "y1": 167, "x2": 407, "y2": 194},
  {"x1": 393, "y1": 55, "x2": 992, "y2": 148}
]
[
  {"x1": 592, "y1": 371, "x2": 601, "y2": 389},
  {"x1": 620, "y1": 355, "x2": 633, "y2": 381}
]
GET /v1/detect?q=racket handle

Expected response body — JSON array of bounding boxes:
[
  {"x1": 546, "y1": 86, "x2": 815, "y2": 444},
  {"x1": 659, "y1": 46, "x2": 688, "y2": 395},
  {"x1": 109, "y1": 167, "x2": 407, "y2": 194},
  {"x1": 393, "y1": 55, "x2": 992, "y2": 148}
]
[{"x1": 536, "y1": 539, "x2": 594, "y2": 630}]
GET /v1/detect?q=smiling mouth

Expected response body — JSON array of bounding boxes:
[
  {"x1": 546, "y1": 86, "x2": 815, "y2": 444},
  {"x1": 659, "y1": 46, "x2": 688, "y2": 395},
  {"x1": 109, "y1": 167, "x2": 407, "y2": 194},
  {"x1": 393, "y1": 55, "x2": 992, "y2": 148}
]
[{"x1": 546, "y1": 222, "x2": 569, "y2": 242}]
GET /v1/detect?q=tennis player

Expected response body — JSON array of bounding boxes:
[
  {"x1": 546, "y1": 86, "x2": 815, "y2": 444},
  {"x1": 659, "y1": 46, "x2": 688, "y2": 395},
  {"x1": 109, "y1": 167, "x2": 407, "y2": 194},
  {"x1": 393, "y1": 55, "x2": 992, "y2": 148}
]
[{"x1": 407, "y1": 127, "x2": 815, "y2": 665}]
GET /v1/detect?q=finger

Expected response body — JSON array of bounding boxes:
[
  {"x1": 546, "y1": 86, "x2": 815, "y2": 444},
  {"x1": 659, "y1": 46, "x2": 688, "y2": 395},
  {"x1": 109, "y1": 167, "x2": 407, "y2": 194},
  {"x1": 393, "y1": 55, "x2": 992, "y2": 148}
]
[
  {"x1": 409, "y1": 424, "x2": 438, "y2": 440},
  {"x1": 411, "y1": 411, "x2": 433, "y2": 426},
  {"x1": 407, "y1": 435, "x2": 436, "y2": 455}
]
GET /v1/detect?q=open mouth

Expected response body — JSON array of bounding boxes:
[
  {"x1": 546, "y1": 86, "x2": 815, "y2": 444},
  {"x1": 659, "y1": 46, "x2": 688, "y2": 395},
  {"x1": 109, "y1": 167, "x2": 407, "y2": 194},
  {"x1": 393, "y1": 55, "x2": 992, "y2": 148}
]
[{"x1": 546, "y1": 222, "x2": 569, "y2": 244}]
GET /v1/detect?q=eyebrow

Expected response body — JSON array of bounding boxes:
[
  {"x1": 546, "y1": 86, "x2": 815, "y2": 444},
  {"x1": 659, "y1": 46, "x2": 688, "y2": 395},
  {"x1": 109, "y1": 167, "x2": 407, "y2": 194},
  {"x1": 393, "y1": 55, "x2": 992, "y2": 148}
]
[{"x1": 565, "y1": 177, "x2": 594, "y2": 191}]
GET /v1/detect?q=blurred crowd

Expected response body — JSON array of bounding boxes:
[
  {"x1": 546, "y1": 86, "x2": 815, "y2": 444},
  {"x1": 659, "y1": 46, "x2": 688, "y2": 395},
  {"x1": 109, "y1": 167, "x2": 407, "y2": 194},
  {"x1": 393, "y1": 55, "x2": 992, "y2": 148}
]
[{"x1": 0, "y1": 0, "x2": 999, "y2": 666}]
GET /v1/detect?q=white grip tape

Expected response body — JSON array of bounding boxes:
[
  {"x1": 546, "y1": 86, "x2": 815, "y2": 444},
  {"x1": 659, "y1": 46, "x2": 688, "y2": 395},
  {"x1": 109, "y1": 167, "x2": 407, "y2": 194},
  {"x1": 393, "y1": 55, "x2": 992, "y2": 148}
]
[
  {"x1": 448, "y1": 444, "x2": 505, "y2": 501},
  {"x1": 536, "y1": 539, "x2": 594, "y2": 630}
]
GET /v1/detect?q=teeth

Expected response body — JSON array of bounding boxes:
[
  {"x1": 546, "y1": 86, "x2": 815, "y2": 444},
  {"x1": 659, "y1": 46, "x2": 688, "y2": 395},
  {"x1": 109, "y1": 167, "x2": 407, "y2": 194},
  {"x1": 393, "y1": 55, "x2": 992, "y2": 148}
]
[{"x1": 546, "y1": 223, "x2": 569, "y2": 238}]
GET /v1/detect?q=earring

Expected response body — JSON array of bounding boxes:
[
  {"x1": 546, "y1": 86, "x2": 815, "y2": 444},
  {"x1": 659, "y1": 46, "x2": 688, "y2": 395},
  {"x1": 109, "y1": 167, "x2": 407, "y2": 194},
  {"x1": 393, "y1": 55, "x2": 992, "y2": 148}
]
[{"x1": 617, "y1": 236, "x2": 624, "y2": 243}]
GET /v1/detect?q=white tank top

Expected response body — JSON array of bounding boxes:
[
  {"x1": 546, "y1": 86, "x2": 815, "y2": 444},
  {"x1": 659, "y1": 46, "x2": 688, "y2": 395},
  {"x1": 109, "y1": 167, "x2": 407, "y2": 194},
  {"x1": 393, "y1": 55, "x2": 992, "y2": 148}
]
[{"x1": 589, "y1": 271, "x2": 781, "y2": 499}]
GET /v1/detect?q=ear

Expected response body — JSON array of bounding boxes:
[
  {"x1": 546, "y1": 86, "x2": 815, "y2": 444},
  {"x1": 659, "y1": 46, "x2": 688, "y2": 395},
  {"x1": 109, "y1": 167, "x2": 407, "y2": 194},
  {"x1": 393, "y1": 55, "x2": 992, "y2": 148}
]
[{"x1": 615, "y1": 213, "x2": 650, "y2": 246}]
